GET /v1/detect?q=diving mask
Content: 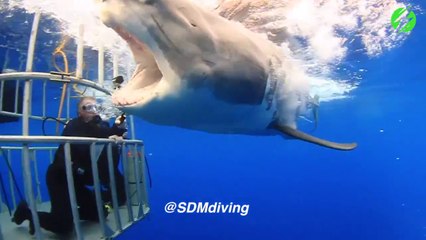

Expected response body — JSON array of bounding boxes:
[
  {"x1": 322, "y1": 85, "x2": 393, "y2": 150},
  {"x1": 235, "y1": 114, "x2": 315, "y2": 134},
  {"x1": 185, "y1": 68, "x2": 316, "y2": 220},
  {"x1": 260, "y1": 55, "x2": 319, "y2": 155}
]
[{"x1": 82, "y1": 103, "x2": 100, "y2": 114}]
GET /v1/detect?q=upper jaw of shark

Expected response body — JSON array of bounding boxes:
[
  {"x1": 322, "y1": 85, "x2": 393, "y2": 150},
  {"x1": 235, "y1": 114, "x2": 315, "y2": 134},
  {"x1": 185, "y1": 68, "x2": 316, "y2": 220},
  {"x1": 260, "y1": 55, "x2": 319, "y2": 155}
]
[
  {"x1": 99, "y1": 1, "x2": 172, "y2": 108},
  {"x1": 108, "y1": 25, "x2": 164, "y2": 107}
]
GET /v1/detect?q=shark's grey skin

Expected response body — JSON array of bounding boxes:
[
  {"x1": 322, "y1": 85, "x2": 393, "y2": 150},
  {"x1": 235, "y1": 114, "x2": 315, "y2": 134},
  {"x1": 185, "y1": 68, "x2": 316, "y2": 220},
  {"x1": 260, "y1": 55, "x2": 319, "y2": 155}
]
[{"x1": 99, "y1": 0, "x2": 357, "y2": 150}]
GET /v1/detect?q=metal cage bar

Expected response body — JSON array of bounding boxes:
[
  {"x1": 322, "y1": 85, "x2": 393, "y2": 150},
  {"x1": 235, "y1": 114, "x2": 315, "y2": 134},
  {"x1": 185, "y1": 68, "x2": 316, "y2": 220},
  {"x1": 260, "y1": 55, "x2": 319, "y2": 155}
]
[
  {"x1": 107, "y1": 143, "x2": 123, "y2": 232},
  {"x1": 7, "y1": 150, "x2": 17, "y2": 210},
  {"x1": 64, "y1": 142, "x2": 83, "y2": 240},
  {"x1": 90, "y1": 143, "x2": 111, "y2": 238},
  {"x1": 22, "y1": 10, "x2": 42, "y2": 240},
  {"x1": 31, "y1": 150, "x2": 43, "y2": 203},
  {"x1": 0, "y1": 80, "x2": 4, "y2": 111},
  {"x1": 0, "y1": 137, "x2": 146, "y2": 239},
  {"x1": 121, "y1": 144, "x2": 134, "y2": 222}
]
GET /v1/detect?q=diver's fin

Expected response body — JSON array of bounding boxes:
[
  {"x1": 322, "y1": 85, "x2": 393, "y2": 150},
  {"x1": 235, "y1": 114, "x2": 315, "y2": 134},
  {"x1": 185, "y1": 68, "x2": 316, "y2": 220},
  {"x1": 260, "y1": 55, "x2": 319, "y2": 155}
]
[{"x1": 274, "y1": 124, "x2": 357, "y2": 151}]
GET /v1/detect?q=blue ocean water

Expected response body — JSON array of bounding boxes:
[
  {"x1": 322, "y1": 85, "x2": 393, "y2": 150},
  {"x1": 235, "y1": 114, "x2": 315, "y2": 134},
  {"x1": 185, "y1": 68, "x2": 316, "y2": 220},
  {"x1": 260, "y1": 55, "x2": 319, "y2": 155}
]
[{"x1": 1, "y1": 2, "x2": 426, "y2": 240}]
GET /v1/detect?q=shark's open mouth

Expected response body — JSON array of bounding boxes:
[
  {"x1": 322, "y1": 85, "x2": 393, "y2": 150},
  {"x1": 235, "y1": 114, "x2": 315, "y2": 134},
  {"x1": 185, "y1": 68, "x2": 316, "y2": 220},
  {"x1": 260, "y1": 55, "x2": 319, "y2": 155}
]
[{"x1": 112, "y1": 26, "x2": 163, "y2": 106}]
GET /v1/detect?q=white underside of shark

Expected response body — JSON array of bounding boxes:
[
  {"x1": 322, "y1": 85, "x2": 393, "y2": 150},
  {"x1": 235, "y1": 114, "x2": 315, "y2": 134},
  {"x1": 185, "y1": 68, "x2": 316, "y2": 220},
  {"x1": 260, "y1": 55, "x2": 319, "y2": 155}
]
[{"x1": 99, "y1": 0, "x2": 357, "y2": 150}]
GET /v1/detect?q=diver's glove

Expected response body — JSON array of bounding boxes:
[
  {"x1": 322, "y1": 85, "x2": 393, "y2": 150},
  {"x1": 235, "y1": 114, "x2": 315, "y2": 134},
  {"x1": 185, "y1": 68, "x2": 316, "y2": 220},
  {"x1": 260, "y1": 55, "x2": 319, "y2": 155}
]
[
  {"x1": 73, "y1": 165, "x2": 91, "y2": 182},
  {"x1": 108, "y1": 135, "x2": 124, "y2": 143},
  {"x1": 76, "y1": 167, "x2": 85, "y2": 175},
  {"x1": 71, "y1": 161, "x2": 86, "y2": 176}
]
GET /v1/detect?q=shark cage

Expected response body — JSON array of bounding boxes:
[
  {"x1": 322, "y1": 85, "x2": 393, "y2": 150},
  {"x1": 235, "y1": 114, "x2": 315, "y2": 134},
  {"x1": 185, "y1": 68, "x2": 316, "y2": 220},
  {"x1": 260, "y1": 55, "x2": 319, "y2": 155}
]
[{"x1": 0, "y1": 11, "x2": 150, "y2": 240}]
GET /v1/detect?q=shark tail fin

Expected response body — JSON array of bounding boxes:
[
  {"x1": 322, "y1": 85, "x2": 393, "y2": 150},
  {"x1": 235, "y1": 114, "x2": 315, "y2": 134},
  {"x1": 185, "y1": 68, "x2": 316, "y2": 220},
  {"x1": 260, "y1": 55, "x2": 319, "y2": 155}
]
[{"x1": 274, "y1": 124, "x2": 357, "y2": 151}]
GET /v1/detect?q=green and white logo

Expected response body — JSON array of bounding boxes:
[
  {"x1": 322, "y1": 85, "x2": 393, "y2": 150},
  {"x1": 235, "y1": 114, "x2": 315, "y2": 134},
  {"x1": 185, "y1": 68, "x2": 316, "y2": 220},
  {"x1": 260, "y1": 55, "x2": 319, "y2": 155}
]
[{"x1": 391, "y1": 7, "x2": 417, "y2": 33}]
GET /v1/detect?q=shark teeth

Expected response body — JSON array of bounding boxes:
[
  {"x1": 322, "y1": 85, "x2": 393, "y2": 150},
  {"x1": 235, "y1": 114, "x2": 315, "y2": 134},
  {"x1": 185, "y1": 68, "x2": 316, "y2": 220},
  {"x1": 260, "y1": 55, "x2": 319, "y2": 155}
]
[
  {"x1": 112, "y1": 84, "x2": 145, "y2": 106},
  {"x1": 110, "y1": 26, "x2": 162, "y2": 106}
]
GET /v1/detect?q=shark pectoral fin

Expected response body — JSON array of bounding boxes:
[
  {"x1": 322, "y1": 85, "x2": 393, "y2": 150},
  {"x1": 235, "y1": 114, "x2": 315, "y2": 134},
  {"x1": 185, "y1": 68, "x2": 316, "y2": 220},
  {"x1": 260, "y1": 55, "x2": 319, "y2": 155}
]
[{"x1": 274, "y1": 124, "x2": 357, "y2": 151}]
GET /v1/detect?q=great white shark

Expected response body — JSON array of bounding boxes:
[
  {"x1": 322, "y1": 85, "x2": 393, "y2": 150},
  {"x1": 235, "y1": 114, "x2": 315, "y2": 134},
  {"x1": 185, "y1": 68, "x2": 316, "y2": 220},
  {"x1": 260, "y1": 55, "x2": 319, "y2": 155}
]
[{"x1": 99, "y1": 0, "x2": 357, "y2": 151}]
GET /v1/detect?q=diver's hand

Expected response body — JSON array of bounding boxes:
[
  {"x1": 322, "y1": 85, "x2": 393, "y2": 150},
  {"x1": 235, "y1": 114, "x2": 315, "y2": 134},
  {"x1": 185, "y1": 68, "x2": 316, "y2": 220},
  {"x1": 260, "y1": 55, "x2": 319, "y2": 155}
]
[
  {"x1": 76, "y1": 167, "x2": 85, "y2": 175},
  {"x1": 109, "y1": 135, "x2": 123, "y2": 143},
  {"x1": 72, "y1": 163, "x2": 86, "y2": 176}
]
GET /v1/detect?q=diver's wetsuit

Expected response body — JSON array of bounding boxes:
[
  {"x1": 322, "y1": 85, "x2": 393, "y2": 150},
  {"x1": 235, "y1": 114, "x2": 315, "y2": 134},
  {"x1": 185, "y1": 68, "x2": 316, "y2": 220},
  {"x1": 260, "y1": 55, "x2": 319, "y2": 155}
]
[{"x1": 38, "y1": 116, "x2": 127, "y2": 234}]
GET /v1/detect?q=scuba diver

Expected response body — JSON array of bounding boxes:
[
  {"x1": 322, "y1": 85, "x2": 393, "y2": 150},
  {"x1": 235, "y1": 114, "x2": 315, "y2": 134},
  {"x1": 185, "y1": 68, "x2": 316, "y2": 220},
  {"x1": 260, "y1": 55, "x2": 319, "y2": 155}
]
[{"x1": 12, "y1": 96, "x2": 127, "y2": 235}]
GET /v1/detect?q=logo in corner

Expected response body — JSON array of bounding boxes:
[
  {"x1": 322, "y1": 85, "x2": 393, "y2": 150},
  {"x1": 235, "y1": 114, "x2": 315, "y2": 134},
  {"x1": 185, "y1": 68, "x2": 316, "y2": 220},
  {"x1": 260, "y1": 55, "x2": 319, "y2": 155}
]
[{"x1": 391, "y1": 7, "x2": 417, "y2": 33}]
